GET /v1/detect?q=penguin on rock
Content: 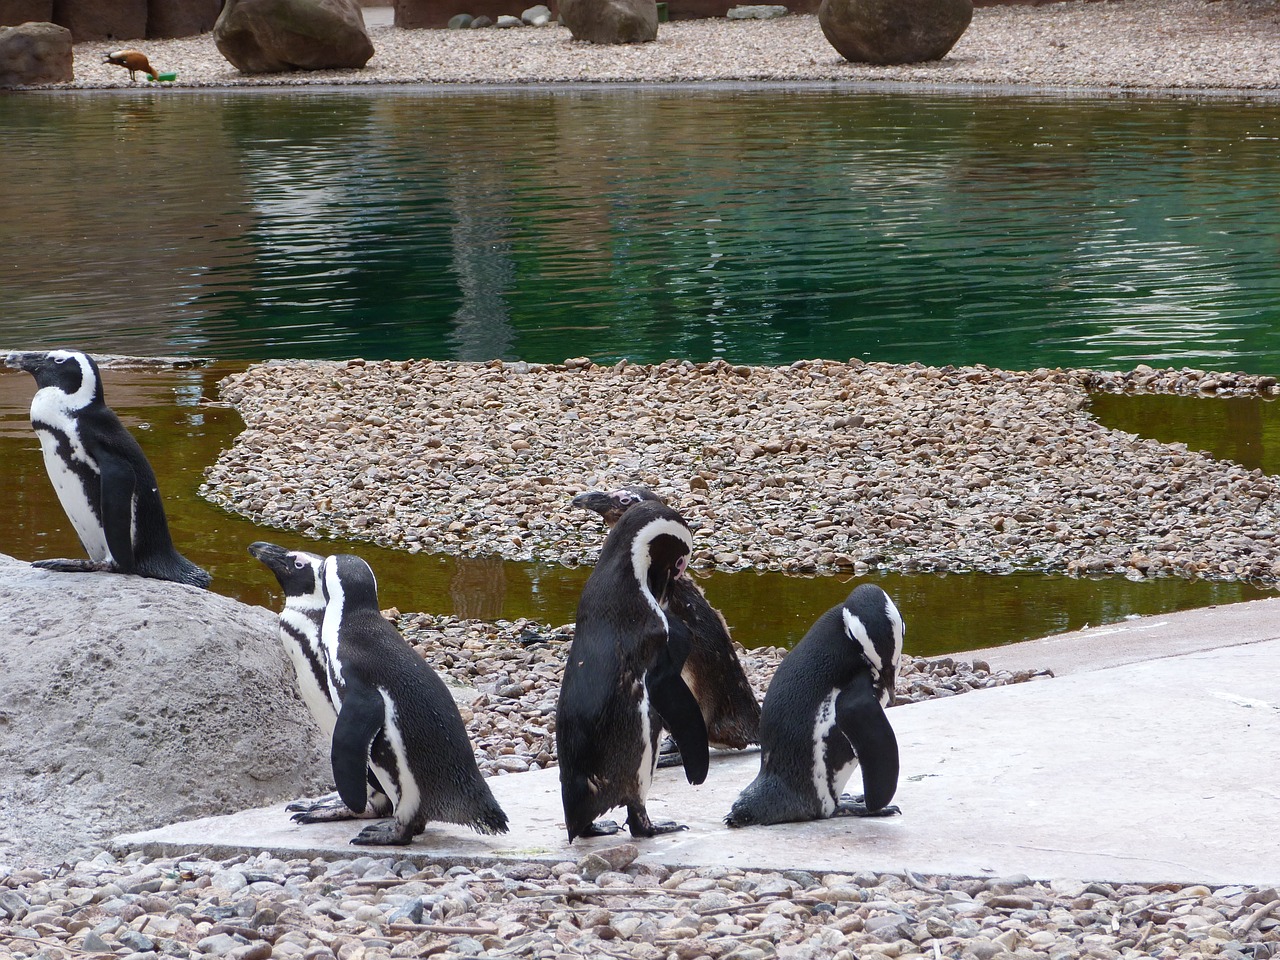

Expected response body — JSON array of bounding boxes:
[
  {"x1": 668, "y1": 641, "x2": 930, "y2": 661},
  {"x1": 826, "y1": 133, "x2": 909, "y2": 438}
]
[
  {"x1": 248, "y1": 541, "x2": 393, "y2": 825},
  {"x1": 572, "y1": 485, "x2": 761, "y2": 754},
  {"x1": 5, "y1": 349, "x2": 211, "y2": 588},
  {"x1": 557, "y1": 499, "x2": 710, "y2": 842},
  {"x1": 725, "y1": 583, "x2": 904, "y2": 828},
  {"x1": 319, "y1": 553, "x2": 507, "y2": 845}
]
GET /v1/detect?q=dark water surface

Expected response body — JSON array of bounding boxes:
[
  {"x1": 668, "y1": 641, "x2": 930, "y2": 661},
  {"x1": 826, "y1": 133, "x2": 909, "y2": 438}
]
[{"x1": 3, "y1": 86, "x2": 1279, "y2": 371}]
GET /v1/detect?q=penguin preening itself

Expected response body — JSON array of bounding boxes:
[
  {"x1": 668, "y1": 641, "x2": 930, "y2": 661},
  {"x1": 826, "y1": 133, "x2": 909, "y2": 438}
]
[
  {"x1": 5, "y1": 349, "x2": 211, "y2": 589},
  {"x1": 320, "y1": 553, "x2": 508, "y2": 845},
  {"x1": 725, "y1": 583, "x2": 904, "y2": 828},
  {"x1": 572, "y1": 485, "x2": 761, "y2": 753},
  {"x1": 557, "y1": 499, "x2": 710, "y2": 842},
  {"x1": 104, "y1": 49, "x2": 159, "y2": 81},
  {"x1": 248, "y1": 541, "x2": 392, "y2": 825}
]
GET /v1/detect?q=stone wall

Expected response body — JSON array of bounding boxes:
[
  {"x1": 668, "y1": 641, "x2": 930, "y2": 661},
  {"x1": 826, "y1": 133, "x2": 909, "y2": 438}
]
[{"x1": 0, "y1": 0, "x2": 223, "y2": 40}]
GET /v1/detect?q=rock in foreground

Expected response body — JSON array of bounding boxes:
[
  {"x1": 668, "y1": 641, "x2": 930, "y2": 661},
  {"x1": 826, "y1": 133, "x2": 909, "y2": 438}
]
[
  {"x1": 0, "y1": 553, "x2": 330, "y2": 866},
  {"x1": 0, "y1": 21, "x2": 72, "y2": 86}
]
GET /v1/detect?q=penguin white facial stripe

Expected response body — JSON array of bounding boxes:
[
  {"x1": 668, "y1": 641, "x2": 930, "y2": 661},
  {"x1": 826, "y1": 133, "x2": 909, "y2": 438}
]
[
  {"x1": 629, "y1": 517, "x2": 693, "y2": 622},
  {"x1": 321, "y1": 558, "x2": 347, "y2": 691},
  {"x1": 842, "y1": 608, "x2": 882, "y2": 676},
  {"x1": 379, "y1": 689, "x2": 421, "y2": 822},
  {"x1": 47, "y1": 350, "x2": 98, "y2": 412}
]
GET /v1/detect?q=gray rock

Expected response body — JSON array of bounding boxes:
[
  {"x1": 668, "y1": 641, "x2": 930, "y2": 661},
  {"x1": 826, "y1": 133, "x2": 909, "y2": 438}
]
[
  {"x1": 818, "y1": 0, "x2": 972, "y2": 65},
  {"x1": 0, "y1": 21, "x2": 72, "y2": 87},
  {"x1": 495, "y1": 14, "x2": 522, "y2": 26},
  {"x1": 726, "y1": 5, "x2": 788, "y2": 19},
  {"x1": 447, "y1": 13, "x2": 473, "y2": 27},
  {"x1": 0, "y1": 553, "x2": 330, "y2": 867},
  {"x1": 559, "y1": 0, "x2": 657, "y2": 44},
  {"x1": 520, "y1": 4, "x2": 551, "y2": 24},
  {"x1": 470, "y1": 14, "x2": 493, "y2": 26},
  {"x1": 214, "y1": 0, "x2": 375, "y2": 73}
]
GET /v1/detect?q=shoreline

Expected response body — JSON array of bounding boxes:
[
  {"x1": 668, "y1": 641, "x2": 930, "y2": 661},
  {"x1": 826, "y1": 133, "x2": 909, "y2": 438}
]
[{"x1": 21, "y1": 0, "x2": 1280, "y2": 93}]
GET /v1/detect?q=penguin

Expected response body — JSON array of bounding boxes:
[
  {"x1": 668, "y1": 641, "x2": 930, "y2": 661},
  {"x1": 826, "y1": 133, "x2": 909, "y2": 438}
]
[
  {"x1": 320, "y1": 553, "x2": 508, "y2": 845},
  {"x1": 5, "y1": 349, "x2": 211, "y2": 589},
  {"x1": 248, "y1": 541, "x2": 392, "y2": 825},
  {"x1": 725, "y1": 583, "x2": 904, "y2": 828},
  {"x1": 557, "y1": 499, "x2": 710, "y2": 842},
  {"x1": 572, "y1": 485, "x2": 761, "y2": 753}
]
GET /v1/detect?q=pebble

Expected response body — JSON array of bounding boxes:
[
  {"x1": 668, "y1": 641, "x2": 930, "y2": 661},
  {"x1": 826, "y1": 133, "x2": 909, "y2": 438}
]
[
  {"x1": 203, "y1": 357, "x2": 1280, "y2": 585},
  {"x1": 0, "y1": 852, "x2": 1273, "y2": 960}
]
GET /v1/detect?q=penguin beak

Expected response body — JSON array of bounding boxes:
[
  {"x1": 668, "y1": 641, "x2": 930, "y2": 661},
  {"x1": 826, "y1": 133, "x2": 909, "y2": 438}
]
[
  {"x1": 572, "y1": 490, "x2": 623, "y2": 526},
  {"x1": 247, "y1": 541, "x2": 290, "y2": 571},
  {"x1": 5, "y1": 351, "x2": 48, "y2": 373}
]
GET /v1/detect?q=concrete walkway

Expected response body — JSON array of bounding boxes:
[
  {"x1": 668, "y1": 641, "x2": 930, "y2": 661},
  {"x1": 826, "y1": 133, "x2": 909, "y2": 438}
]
[{"x1": 117, "y1": 599, "x2": 1280, "y2": 885}]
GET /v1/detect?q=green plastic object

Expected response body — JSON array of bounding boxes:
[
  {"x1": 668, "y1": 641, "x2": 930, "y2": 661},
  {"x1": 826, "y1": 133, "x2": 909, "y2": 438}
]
[
  {"x1": 147, "y1": 72, "x2": 178, "y2": 82},
  {"x1": 656, "y1": 2, "x2": 668, "y2": 21}
]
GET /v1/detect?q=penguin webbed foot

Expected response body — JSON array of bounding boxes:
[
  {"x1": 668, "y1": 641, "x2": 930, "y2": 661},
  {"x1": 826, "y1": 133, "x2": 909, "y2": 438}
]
[
  {"x1": 836, "y1": 793, "x2": 902, "y2": 818},
  {"x1": 288, "y1": 793, "x2": 366, "y2": 824},
  {"x1": 578, "y1": 819, "x2": 623, "y2": 838},
  {"x1": 350, "y1": 819, "x2": 415, "y2": 846},
  {"x1": 31, "y1": 558, "x2": 114, "y2": 574},
  {"x1": 626, "y1": 806, "x2": 688, "y2": 838}
]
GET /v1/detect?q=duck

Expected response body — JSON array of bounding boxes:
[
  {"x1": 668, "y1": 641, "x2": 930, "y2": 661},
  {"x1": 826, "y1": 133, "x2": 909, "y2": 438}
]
[{"x1": 103, "y1": 49, "x2": 159, "y2": 82}]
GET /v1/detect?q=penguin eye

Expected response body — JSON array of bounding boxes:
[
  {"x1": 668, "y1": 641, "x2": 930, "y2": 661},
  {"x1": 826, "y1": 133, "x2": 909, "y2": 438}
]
[
  {"x1": 293, "y1": 558, "x2": 306, "y2": 569},
  {"x1": 53, "y1": 356, "x2": 68, "y2": 364}
]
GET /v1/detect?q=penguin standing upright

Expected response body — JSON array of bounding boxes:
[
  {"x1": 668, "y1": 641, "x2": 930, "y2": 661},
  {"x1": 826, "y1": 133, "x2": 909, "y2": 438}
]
[
  {"x1": 320, "y1": 553, "x2": 508, "y2": 845},
  {"x1": 557, "y1": 499, "x2": 710, "y2": 841},
  {"x1": 4, "y1": 349, "x2": 210, "y2": 588},
  {"x1": 572, "y1": 485, "x2": 760, "y2": 752},
  {"x1": 725, "y1": 583, "x2": 904, "y2": 828},
  {"x1": 248, "y1": 541, "x2": 392, "y2": 825}
]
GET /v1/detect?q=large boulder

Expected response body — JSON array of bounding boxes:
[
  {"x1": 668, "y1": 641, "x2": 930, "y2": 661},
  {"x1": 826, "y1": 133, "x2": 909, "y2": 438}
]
[
  {"x1": 147, "y1": 0, "x2": 223, "y2": 38},
  {"x1": 0, "y1": 553, "x2": 331, "y2": 866},
  {"x1": 0, "y1": 20, "x2": 72, "y2": 86},
  {"x1": 819, "y1": 0, "x2": 972, "y2": 65},
  {"x1": 214, "y1": 0, "x2": 375, "y2": 73},
  {"x1": 50, "y1": 0, "x2": 147, "y2": 40},
  {"x1": 559, "y1": 0, "x2": 657, "y2": 44}
]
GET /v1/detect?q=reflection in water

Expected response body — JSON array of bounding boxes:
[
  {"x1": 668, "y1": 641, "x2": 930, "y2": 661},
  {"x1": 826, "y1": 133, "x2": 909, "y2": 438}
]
[
  {"x1": 3, "y1": 88, "x2": 1279, "y2": 371},
  {"x1": 448, "y1": 170, "x2": 517, "y2": 361}
]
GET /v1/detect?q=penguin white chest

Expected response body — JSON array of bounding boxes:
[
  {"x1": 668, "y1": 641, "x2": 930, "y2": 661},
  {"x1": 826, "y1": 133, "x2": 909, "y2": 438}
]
[
  {"x1": 31, "y1": 417, "x2": 112, "y2": 564},
  {"x1": 810, "y1": 689, "x2": 859, "y2": 816}
]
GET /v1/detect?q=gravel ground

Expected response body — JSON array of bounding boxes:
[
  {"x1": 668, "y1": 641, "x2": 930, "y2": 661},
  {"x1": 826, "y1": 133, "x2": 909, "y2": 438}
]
[
  {"x1": 49, "y1": 0, "x2": 1280, "y2": 92},
  {"x1": 202, "y1": 358, "x2": 1280, "y2": 584}
]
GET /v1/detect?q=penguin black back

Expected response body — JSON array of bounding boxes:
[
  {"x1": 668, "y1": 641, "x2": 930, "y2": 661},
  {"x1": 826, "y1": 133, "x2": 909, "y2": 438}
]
[
  {"x1": 726, "y1": 583, "x2": 904, "y2": 828},
  {"x1": 572, "y1": 484, "x2": 761, "y2": 750},
  {"x1": 5, "y1": 349, "x2": 211, "y2": 588},
  {"x1": 321, "y1": 554, "x2": 508, "y2": 844},
  {"x1": 557, "y1": 499, "x2": 709, "y2": 841}
]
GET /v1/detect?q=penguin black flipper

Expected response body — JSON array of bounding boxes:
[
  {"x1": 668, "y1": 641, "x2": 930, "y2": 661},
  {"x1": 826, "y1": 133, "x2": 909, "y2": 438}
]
[
  {"x1": 833, "y1": 671, "x2": 900, "y2": 815},
  {"x1": 331, "y1": 682, "x2": 387, "y2": 815},
  {"x1": 94, "y1": 448, "x2": 138, "y2": 573},
  {"x1": 646, "y1": 616, "x2": 709, "y2": 786}
]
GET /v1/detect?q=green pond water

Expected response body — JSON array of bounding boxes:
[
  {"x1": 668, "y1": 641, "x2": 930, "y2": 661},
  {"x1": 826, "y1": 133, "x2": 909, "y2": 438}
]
[{"x1": 3, "y1": 86, "x2": 1279, "y2": 654}]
